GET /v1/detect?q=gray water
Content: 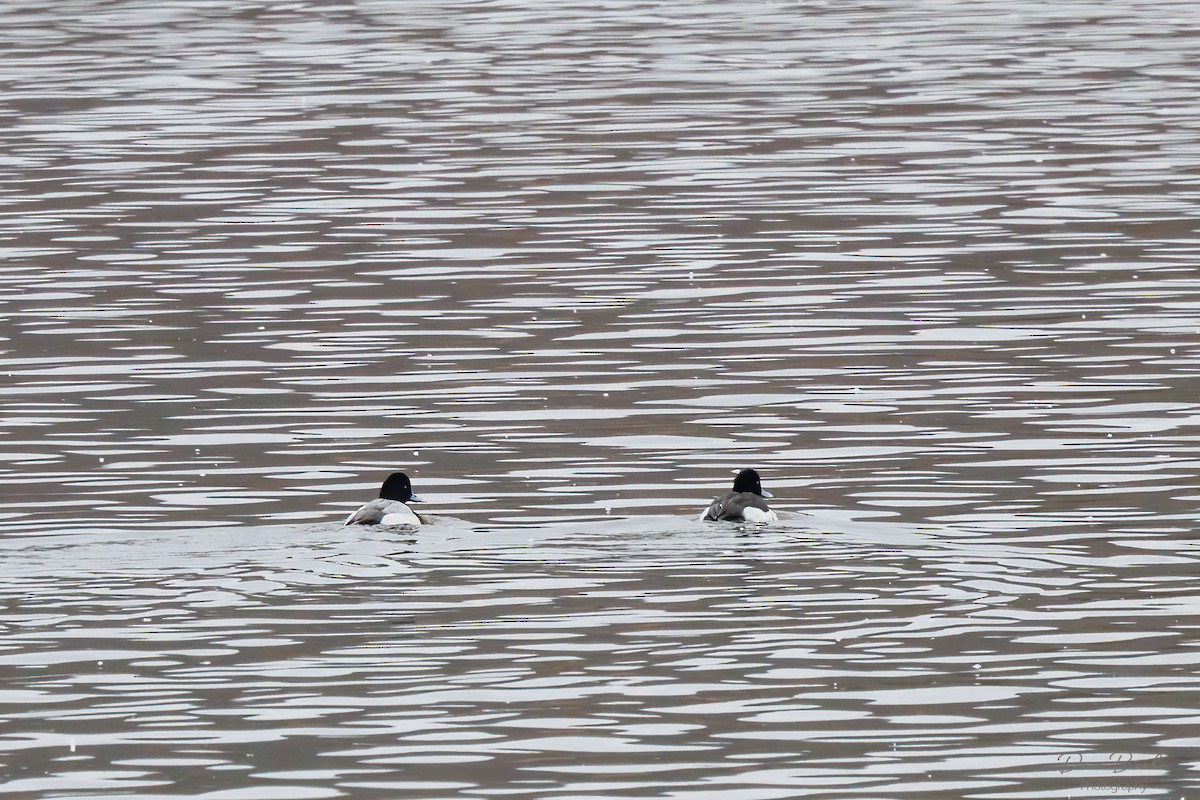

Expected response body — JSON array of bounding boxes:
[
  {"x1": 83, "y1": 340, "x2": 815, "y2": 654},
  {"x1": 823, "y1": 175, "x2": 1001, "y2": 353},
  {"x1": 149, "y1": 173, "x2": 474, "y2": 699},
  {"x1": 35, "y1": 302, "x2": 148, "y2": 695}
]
[{"x1": 2, "y1": 0, "x2": 1200, "y2": 797}]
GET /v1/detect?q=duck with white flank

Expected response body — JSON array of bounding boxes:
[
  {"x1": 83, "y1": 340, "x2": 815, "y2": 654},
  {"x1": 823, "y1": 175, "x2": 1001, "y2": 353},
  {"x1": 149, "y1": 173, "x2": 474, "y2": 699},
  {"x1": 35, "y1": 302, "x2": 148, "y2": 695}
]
[
  {"x1": 345, "y1": 472, "x2": 423, "y2": 526},
  {"x1": 701, "y1": 468, "x2": 779, "y2": 523}
]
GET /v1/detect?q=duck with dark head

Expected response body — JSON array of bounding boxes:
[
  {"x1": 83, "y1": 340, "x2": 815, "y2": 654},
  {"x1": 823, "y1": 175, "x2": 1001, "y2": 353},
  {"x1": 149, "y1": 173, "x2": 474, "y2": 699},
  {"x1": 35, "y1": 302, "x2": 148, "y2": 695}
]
[
  {"x1": 345, "y1": 472, "x2": 423, "y2": 526},
  {"x1": 701, "y1": 468, "x2": 778, "y2": 523}
]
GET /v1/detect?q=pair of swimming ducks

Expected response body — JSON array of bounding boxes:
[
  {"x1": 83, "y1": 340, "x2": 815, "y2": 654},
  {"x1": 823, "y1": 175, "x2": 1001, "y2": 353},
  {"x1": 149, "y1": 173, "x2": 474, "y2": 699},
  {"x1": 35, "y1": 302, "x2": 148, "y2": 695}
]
[{"x1": 345, "y1": 468, "x2": 779, "y2": 526}]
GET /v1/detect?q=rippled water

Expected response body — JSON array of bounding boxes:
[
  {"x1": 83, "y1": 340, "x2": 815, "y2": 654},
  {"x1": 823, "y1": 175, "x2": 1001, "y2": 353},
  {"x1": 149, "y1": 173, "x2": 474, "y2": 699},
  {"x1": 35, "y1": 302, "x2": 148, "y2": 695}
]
[
  {"x1": 4, "y1": 518, "x2": 1200, "y2": 797},
  {"x1": 2, "y1": 0, "x2": 1199, "y2": 796}
]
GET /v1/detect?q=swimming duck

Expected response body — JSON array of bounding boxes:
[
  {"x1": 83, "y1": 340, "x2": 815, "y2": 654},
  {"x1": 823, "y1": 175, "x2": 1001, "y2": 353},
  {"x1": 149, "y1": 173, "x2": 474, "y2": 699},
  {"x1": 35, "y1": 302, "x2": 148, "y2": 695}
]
[
  {"x1": 701, "y1": 468, "x2": 779, "y2": 523},
  {"x1": 345, "y1": 472, "x2": 423, "y2": 526}
]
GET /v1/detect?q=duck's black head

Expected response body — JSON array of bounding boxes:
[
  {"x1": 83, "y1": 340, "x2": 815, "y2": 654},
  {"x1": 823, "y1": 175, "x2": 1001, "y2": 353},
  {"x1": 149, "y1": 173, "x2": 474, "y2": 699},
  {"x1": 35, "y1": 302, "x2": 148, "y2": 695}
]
[
  {"x1": 379, "y1": 472, "x2": 415, "y2": 502},
  {"x1": 731, "y1": 468, "x2": 765, "y2": 496}
]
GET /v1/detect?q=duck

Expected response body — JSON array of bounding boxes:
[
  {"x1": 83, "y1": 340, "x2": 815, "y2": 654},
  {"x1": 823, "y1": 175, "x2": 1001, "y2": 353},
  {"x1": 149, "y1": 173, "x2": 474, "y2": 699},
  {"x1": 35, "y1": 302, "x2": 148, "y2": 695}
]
[
  {"x1": 345, "y1": 472, "x2": 423, "y2": 526},
  {"x1": 701, "y1": 468, "x2": 779, "y2": 523}
]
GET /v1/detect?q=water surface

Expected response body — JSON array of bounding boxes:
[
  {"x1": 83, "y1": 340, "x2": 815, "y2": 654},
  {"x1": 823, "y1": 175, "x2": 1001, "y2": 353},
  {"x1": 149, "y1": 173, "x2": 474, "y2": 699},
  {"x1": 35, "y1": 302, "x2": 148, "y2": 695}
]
[{"x1": 1, "y1": 0, "x2": 1199, "y2": 796}]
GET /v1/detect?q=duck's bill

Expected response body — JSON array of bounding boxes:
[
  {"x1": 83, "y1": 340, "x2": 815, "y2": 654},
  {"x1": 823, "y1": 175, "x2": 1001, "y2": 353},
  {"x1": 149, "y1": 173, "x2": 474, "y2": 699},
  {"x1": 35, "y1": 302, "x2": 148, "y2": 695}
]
[
  {"x1": 762, "y1": 489, "x2": 773, "y2": 498},
  {"x1": 409, "y1": 494, "x2": 424, "y2": 503}
]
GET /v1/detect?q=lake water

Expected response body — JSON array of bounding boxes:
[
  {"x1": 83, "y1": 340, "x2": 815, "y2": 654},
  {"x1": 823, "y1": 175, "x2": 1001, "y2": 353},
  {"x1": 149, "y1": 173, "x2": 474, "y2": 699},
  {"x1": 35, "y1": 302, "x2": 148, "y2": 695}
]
[{"x1": 1, "y1": 0, "x2": 1199, "y2": 797}]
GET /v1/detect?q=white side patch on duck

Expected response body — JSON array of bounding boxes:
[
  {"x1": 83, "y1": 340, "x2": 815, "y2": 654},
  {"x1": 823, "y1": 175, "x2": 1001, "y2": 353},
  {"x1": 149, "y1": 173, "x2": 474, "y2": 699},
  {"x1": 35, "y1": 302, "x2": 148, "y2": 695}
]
[
  {"x1": 380, "y1": 505, "x2": 421, "y2": 526},
  {"x1": 741, "y1": 506, "x2": 778, "y2": 523}
]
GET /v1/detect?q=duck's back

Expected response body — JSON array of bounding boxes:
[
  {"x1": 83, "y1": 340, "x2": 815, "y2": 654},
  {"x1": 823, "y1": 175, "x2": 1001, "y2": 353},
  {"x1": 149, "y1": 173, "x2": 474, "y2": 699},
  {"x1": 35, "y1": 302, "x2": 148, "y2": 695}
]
[
  {"x1": 346, "y1": 498, "x2": 420, "y2": 526},
  {"x1": 702, "y1": 490, "x2": 776, "y2": 522}
]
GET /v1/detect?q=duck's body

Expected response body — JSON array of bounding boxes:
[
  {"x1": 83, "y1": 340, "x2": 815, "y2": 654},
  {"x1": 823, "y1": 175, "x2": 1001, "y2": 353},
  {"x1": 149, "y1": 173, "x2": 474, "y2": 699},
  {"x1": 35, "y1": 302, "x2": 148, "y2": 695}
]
[
  {"x1": 345, "y1": 472, "x2": 423, "y2": 527},
  {"x1": 701, "y1": 468, "x2": 779, "y2": 523},
  {"x1": 345, "y1": 498, "x2": 421, "y2": 526}
]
